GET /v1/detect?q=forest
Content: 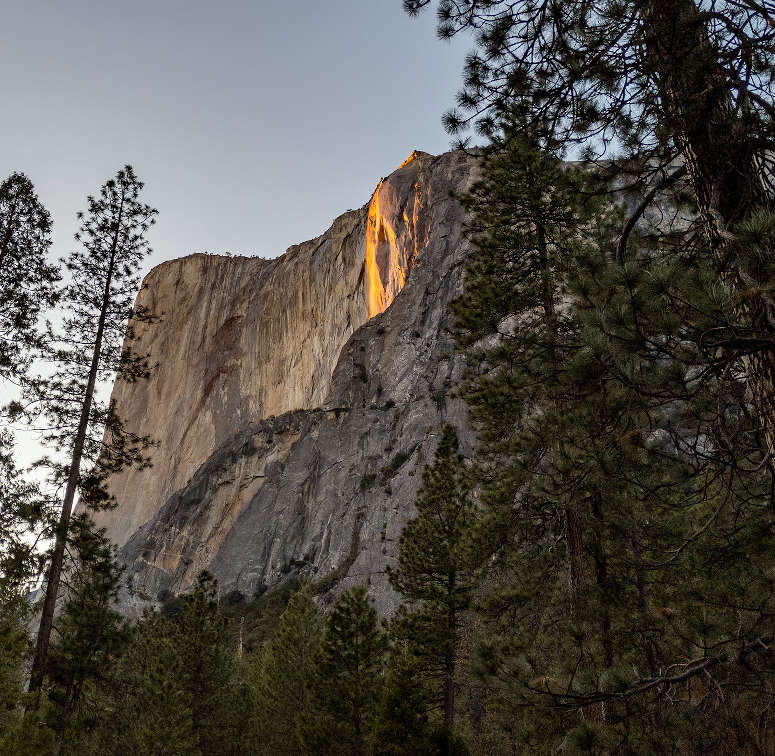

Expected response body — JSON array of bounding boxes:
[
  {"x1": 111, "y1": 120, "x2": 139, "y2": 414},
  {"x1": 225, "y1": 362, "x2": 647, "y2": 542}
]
[{"x1": 2, "y1": 1, "x2": 775, "y2": 753}]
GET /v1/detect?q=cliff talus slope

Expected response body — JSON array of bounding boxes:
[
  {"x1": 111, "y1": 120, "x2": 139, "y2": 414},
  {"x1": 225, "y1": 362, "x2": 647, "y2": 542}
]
[{"x1": 97, "y1": 150, "x2": 478, "y2": 613}]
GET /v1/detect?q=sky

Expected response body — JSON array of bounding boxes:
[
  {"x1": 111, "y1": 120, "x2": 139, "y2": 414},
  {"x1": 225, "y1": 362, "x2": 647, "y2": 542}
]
[
  {"x1": 0, "y1": 1, "x2": 471, "y2": 277},
  {"x1": 1, "y1": 1, "x2": 471, "y2": 470}
]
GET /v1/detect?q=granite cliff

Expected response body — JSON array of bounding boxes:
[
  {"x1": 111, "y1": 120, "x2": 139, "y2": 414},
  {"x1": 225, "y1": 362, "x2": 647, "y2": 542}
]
[{"x1": 94, "y1": 149, "x2": 479, "y2": 614}]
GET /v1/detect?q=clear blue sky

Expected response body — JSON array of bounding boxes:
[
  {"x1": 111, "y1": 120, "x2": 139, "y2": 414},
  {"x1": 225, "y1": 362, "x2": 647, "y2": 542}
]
[{"x1": 0, "y1": 1, "x2": 470, "y2": 276}]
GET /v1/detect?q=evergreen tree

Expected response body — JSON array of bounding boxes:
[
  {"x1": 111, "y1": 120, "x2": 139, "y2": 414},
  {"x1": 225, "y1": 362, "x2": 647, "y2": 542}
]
[
  {"x1": 0, "y1": 172, "x2": 58, "y2": 677},
  {"x1": 0, "y1": 572, "x2": 33, "y2": 732},
  {"x1": 46, "y1": 518, "x2": 129, "y2": 751},
  {"x1": 452, "y1": 123, "x2": 775, "y2": 749},
  {"x1": 0, "y1": 430, "x2": 47, "y2": 597},
  {"x1": 251, "y1": 582, "x2": 323, "y2": 755},
  {"x1": 94, "y1": 610, "x2": 198, "y2": 756},
  {"x1": 29, "y1": 165, "x2": 157, "y2": 693},
  {"x1": 0, "y1": 172, "x2": 58, "y2": 383},
  {"x1": 406, "y1": 0, "x2": 775, "y2": 457},
  {"x1": 306, "y1": 585, "x2": 387, "y2": 755},
  {"x1": 171, "y1": 572, "x2": 235, "y2": 756},
  {"x1": 369, "y1": 646, "x2": 432, "y2": 756},
  {"x1": 388, "y1": 423, "x2": 476, "y2": 731},
  {"x1": 76, "y1": 571, "x2": 237, "y2": 756}
]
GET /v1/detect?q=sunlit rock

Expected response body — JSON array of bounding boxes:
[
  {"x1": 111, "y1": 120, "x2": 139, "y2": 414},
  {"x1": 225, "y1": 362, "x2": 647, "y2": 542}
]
[{"x1": 94, "y1": 149, "x2": 479, "y2": 615}]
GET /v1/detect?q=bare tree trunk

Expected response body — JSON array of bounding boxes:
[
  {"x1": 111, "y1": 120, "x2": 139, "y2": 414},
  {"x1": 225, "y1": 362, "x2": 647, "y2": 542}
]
[{"x1": 28, "y1": 202, "x2": 123, "y2": 694}]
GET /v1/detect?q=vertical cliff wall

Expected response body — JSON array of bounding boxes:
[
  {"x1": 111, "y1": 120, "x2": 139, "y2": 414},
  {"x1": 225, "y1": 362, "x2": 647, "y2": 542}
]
[
  {"x1": 95, "y1": 151, "x2": 436, "y2": 545},
  {"x1": 96, "y1": 149, "x2": 479, "y2": 614}
]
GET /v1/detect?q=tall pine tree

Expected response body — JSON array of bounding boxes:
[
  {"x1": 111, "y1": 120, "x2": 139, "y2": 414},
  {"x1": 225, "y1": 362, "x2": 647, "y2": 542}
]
[
  {"x1": 306, "y1": 585, "x2": 387, "y2": 755},
  {"x1": 251, "y1": 582, "x2": 324, "y2": 755},
  {"x1": 388, "y1": 423, "x2": 476, "y2": 732},
  {"x1": 29, "y1": 165, "x2": 157, "y2": 693},
  {"x1": 406, "y1": 0, "x2": 775, "y2": 457},
  {"x1": 453, "y1": 121, "x2": 775, "y2": 750}
]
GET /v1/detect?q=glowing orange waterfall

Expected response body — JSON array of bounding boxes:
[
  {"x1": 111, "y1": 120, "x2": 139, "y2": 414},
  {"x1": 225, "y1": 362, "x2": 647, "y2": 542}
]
[
  {"x1": 364, "y1": 153, "x2": 419, "y2": 318},
  {"x1": 365, "y1": 180, "x2": 389, "y2": 318}
]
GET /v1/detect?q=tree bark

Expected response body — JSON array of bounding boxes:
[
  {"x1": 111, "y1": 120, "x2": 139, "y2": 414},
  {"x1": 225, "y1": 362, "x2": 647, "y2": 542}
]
[
  {"x1": 444, "y1": 570, "x2": 456, "y2": 733},
  {"x1": 565, "y1": 509, "x2": 585, "y2": 615},
  {"x1": 28, "y1": 198, "x2": 123, "y2": 694}
]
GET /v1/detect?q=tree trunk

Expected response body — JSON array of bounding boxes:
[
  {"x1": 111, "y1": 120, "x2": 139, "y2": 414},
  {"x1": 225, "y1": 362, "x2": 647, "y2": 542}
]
[
  {"x1": 565, "y1": 509, "x2": 585, "y2": 615},
  {"x1": 444, "y1": 571, "x2": 456, "y2": 733},
  {"x1": 537, "y1": 219, "x2": 585, "y2": 615},
  {"x1": 28, "y1": 200, "x2": 123, "y2": 694},
  {"x1": 641, "y1": 0, "x2": 775, "y2": 456}
]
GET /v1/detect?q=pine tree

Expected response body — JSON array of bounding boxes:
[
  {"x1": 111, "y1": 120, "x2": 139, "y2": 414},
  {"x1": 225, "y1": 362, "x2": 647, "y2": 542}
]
[
  {"x1": 251, "y1": 582, "x2": 324, "y2": 755},
  {"x1": 29, "y1": 165, "x2": 157, "y2": 693},
  {"x1": 369, "y1": 646, "x2": 432, "y2": 756},
  {"x1": 0, "y1": 172, "x2": 58, "y2": 383},
  {"x1": 46, "y1": 518, "x2": 129, "y2": 751},
  {"x1": 76, "y1": 572, "x2": 238, "y2": 756},
  {"x1": 0, "y1": 430, "x2": 47, "y2": 597},
  {"x1": 0, "y1": 572, "x2": 32, "y2": 730},
  {"x1": 306, "y1": 585, "x2": 387, "y2": 755},
  {"x1": 406, "y1": 0, "x2": 775, "y2": 457},
  {"x1": 388, "y1": 423, "x2": 476, "y2": 732},
  {"x1": 96, "y1": 610, "x2": 198, "y2": 756},
  {"x1": 0, "y1": 172, "x2": 58, "y2": 651},
  {"x1": 172, "y1": 572, "x2": 235, "y2": 756},
  {"x1": 451, "y1": 121, "x2": 775, "y2": 749}
]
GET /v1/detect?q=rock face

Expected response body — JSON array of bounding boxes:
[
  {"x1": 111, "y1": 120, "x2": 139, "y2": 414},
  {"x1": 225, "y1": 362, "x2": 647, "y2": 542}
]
[{"x1": 97, "y1": 149, "x2": 479, "y2": 615}]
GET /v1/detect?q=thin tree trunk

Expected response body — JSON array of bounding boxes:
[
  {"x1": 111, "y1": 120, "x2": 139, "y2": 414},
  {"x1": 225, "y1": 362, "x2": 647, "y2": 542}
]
[
  {"x1": 565, "y1": 509, "x2": 585, "y2": 615},
  {"x1": 589, "y1": 491, "x2": 613, "y2": 671},
  {"x1": 28, "y1": 199, "x2": 124, "y2": 694},
  {"x1": 631, "y1": 537, "x2": 658, "y2": 677},
  {"x1": 584, "y1": 489, "x2": 611, "y2": 725},
  {"x1": 537, "y1": 220, "x2": 586, "y2": 613},
  {"x1": 444, "y1": 571, "x2": 456, "y2": 732}
]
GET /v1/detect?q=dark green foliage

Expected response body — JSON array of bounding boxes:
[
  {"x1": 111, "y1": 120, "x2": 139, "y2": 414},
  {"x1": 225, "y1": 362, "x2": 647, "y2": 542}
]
[
  {"x1": 406, "y1": 0, "x2": 775, "y2": 462},
  {"x1": 403, "y1": 1, "x2": 774, "y2": 206},
  {"x1": 388, "y1": 424, "x2": 476, "y2": 728},
  {"x1": 306, "y1": 585, "x2": 387, "y2": 755},
  {"x1": 0, "y1": 174, "x2": 58, "y2": 685},
  {"x1": 0, "y1": 707, "x2": 55, "y2": 756},
  {"x1": 0, "y1": 430, "x2": 48, "y2": 594},
  {"x1": 450, "y1": 123, "x2": 775, "y2": 749},
  {"x1": 0, "y1": 172, "x2": 58, "y2": 383},
  {"x1": 370, "y1": 646, "x2": 432, "y2": 756},
  {"x1": 249, "y1": 582, "x2": 324, "y2": 754},
  {"x1": 33, "y1": 164, "x2": 159, "y2": 502},
  {"x1": 66, "y1": 571, "x2": 239, "y2": 756},
  {"x1": 221, "y1": 579, "x2": 296, "y2": 652},
  {"x1": 380, "y1": 449, "x2": 412, "y2": 483},
  {"x1": 164, "y1": 572, "x2": 235, "y2": 755},
  {"x1": 47, "y1": 519, "x2": 129, "y2": 750},
  {"x1": 0, "y1": 579, "x2": 41, "y2": 751},
  {"x1": 360, "y1": 472, "x2": 377, "y2": 491}
]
